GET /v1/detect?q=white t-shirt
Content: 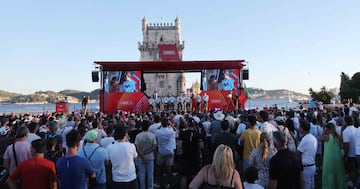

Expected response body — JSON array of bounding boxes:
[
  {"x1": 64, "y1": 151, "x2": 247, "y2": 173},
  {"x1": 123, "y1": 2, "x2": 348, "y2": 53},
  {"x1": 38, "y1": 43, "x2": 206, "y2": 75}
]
[
  {"x1": 196, "y1": 95, "x2": 202, "y2": 103},
  {"x1": 100, "y1": 137, "x2": 115, "y2": 149},
  {"x1": 155, "y1": 127, "x2": 176, "y2": 155},
  {"x1": 177, "y1": 96, "x2": 183, "y2": 103},
  {"x1": 169, "y1": 96, "x2": 176, "y2": 103},
  {"x1": 106, "y1": 141, "x2": 137, "y2": 182},
  {"x1": 203, "y1": 94, "x2": 209, "y2": 102},
  {"x1": 149, "y1": 122, "x2": 161, "y2": 135},
  {"x1": 27, "y1": 133, "x2": 41, "y2": 143},
  {"x1": 297, "y1": 133, "x2": 318, "y2": 165},
  {"x1": 342, "y1": 125, "x2": 357, "y2": 157},
  {"x1": 185, "y1": 96, "x2": 191, "y2": 103}
]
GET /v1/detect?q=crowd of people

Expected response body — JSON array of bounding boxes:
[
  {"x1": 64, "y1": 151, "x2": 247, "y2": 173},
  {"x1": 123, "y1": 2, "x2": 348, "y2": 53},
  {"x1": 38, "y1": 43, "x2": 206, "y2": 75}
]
[{"x1": 0, "y1": 102, "x2": 359, "y2": 189}]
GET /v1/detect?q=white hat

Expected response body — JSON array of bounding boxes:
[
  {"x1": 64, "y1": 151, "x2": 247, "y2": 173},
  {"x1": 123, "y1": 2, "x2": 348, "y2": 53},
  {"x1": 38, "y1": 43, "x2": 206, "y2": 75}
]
[
  {"x1": 213, "y1": 111, "x2": 225, "y2": 121},
  {"x1": 0, "y1": 126, "x2": 10, "y2": 136}
]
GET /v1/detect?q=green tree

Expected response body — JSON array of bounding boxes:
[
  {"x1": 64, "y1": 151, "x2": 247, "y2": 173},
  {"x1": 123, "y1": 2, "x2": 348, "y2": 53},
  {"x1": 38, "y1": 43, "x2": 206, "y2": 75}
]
[
  {"x1": 309, "y1": 86, "x2": 334, "y2": 104},
  {"x1": 339, "y1": 72, "x2": 360, "y2": 103}
]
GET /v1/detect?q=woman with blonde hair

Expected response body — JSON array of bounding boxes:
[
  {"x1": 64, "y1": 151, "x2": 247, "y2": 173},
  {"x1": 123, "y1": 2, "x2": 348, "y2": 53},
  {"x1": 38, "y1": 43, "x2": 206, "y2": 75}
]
[
  {"x1": 249, "y1": 132, "x2": 275, "y2": 188},
  {"x1": 189, "y1": 144, "x2": 243, "y2": 189}
]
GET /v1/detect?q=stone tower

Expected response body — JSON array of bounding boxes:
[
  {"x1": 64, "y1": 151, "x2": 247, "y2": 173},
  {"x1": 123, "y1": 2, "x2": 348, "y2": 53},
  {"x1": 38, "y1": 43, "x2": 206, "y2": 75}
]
[{"x1": 138, "y1": 16, "x2": 186, "y2": 97}]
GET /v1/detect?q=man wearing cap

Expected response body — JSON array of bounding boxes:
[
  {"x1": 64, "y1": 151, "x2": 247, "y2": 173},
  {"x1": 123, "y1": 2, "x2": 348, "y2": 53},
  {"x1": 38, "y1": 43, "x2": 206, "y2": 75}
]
[
  {"x1": 3, "y1": 126, "x2": 32, "y2": 174},
  {"x1": 78, "y1": 130, "x2": 109, "y2": 189},
  {"x1": 210, "y1": 111, "x2": 225, "y2": 147},
  {"x1": 7, "y1": 139, "x2": 57, "y2": 189},
  {"x1": 269, "y1": 131, "x2": 304, "y2": 189}
]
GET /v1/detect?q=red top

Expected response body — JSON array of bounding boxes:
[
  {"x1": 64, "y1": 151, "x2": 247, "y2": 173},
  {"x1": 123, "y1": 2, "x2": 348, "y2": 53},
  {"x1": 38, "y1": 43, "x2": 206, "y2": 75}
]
[{"x1": 9, "y1": 157, "x2": 57, "y2": 189}]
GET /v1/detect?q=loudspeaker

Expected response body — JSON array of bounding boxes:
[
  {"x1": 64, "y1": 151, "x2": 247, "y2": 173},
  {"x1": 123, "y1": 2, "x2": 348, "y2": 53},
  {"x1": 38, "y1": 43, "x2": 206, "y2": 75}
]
[
  {"x1": 242, "y1": 69, "x2": 249, "y2": 80},
  {"x1": 92, "y1": 71, "x2": 99, "y2": 82}
]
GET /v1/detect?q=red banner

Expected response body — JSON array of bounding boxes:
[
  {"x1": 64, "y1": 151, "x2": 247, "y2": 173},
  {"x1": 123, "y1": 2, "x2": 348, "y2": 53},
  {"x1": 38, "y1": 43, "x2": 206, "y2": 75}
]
[
  {"x1": 199, "y1": 90, "x2": 245, "y2": 111},
  {"x1": 56, "y1": 102, "x2": 69, "y2": 113},
  {"x1": 158, "y1": 44, "x2": 179, "y2": 61},
  {"x1": 132, "y1": 71, "x2": 141, "y2": 91},
  {"x1": 103, "y1": 92, "x2": 149, "y2": 113}
]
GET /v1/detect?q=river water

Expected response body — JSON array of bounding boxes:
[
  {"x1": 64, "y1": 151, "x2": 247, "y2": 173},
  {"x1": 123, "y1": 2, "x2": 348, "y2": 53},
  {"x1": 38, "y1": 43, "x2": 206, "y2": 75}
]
[{"x1": 0, "y1": 98, "x2": 298, "y2": 114}]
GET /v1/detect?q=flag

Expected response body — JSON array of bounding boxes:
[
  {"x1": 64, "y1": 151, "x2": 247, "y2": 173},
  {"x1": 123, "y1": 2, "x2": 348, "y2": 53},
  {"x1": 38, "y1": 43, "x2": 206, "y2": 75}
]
[{"x1": 239, "y1": 82, "x2": 248, "y2": 109}]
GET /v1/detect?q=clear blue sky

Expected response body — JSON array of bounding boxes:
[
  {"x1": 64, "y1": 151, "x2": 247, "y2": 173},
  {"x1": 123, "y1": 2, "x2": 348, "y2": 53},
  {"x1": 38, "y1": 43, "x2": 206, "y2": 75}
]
[{"x1": 1, "y1": 1, "x2": 359, "y2": 95}]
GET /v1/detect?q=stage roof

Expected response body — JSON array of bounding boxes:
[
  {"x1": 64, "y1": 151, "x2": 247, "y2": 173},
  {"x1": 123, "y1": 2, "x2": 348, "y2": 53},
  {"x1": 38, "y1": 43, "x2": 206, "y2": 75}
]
[{"x1": 94, "y1": 60, "x2": 245, "y2": 72}]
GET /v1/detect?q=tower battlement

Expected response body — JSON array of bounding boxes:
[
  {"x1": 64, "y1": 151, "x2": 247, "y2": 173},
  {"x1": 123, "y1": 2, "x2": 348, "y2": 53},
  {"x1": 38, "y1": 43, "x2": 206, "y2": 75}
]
[{"x1": 139, "y1": 17, "x2": 186, "y2": 96}]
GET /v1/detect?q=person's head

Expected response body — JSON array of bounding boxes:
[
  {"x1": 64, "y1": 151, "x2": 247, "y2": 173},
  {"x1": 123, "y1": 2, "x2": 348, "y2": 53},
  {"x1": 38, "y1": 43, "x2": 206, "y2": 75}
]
[
  {"x1": 142, "y1": 120, "x2": 149, "y2": 131},
  {"x1": 344, "y1": 115, "x2": 354, "y2": 126},
  {"x1": 28, "y1": 122, "x2": 38, "y2": 133},
  {"x1": 125, "y1": 72, "x2": 132, "y2": 80},
  {"x1": 244, "y1": 166, "x2": 258, "y2": 184},
  {"x1": 259, "y1": 132, "x2": 270, "y2": 160},
  {"x1": 0, "y1": 126, "x2": 10, "y2": 136},
  {"x1": 272, "y1": 131, "x2": 286, "y2": 149},
  {"x1": 259, "y1": 111, "x2": 269, "y2": 122},
  {"x1": 48, "y1": 121, "x2": 58, "y2": 133},
  {"x1": 299, "y1": 119, "x2": 310, "y2": 134},
  {"x1": 212, "y1": 144, "x2": 234, "y2": 180},
  {"x1": 209, "y1": 75, "x2": 216, "y2": 82},
  {"x1": 161, "y1": 117, "x2": 169, "y2": 127},
  {"x1": 66, "y1": 130, "x2": 81, "y2": 148},
  {"x1": 223, "y1": 70, "x2": 230, "y2": 79},
  {"x1": 220, "y1": 120, "x2": 230, "y2": 131},
  {"x1": 105, "y1": 126, "x2": 113, "y2": 136},
  {"x1": 31, "y1": 139, "x2": 47, "y2": 155},
  {"x1": 285, "y1": 118, "x2": 295, "y2": 132},
  {"x1": 154, "y1": 115, "x2": 161, "y2": 123},
  {"x1": 111, "y1": 76, "x2": 118, "y2": 84},
  {"x1": 247, "y1": 114, "x2": 257, "y2": 127},
  {"x1": 92, "y1": 120, "x2": 99, "y2": 129},
  {"x1": 324, "y1": 123, "x2": 336, "y2": 134},
  {"x1": 46, "y1": 137, "x2": 57, "y2": 151},
  {"x1": 113, "y1": 125, "x2": 127, "y2": 140},
  {"x1": 85, "y1": 129, "x2": 98, "y2": 143},
  {"x1": 1, "y1": 117, "x2": 9, "y2": 126},
  {"x1": 16, "y1": 126, "x2": 29, "y2": 139}
]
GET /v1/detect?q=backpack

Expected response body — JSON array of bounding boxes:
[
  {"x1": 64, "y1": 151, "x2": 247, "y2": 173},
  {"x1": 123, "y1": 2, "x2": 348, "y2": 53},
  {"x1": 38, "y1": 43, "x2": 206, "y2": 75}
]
[{"x1": 45, "y1": 150, "x2": 62, "y2": 164}]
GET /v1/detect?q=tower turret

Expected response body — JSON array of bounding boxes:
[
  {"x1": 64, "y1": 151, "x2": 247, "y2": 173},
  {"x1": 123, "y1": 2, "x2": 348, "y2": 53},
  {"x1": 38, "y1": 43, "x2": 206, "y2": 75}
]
[{"x1": 142, "y1": 16, "x2": 148, "y2": 33}]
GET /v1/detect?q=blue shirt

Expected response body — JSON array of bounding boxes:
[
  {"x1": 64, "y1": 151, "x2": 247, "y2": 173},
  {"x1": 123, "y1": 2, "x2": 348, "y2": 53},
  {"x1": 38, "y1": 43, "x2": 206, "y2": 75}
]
[
  {"x1": 56, "y1": 155, "x2": 94, "y2": 189},
  {"x1": 77, "y1": 143, "x2": 109, "y2": 184},
  {"x1": 221, "y1": 78, "x2": 235, "y2": 90},
  {"x1": 123, "y1": 80, "x2": 136, "y2": 92}
]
